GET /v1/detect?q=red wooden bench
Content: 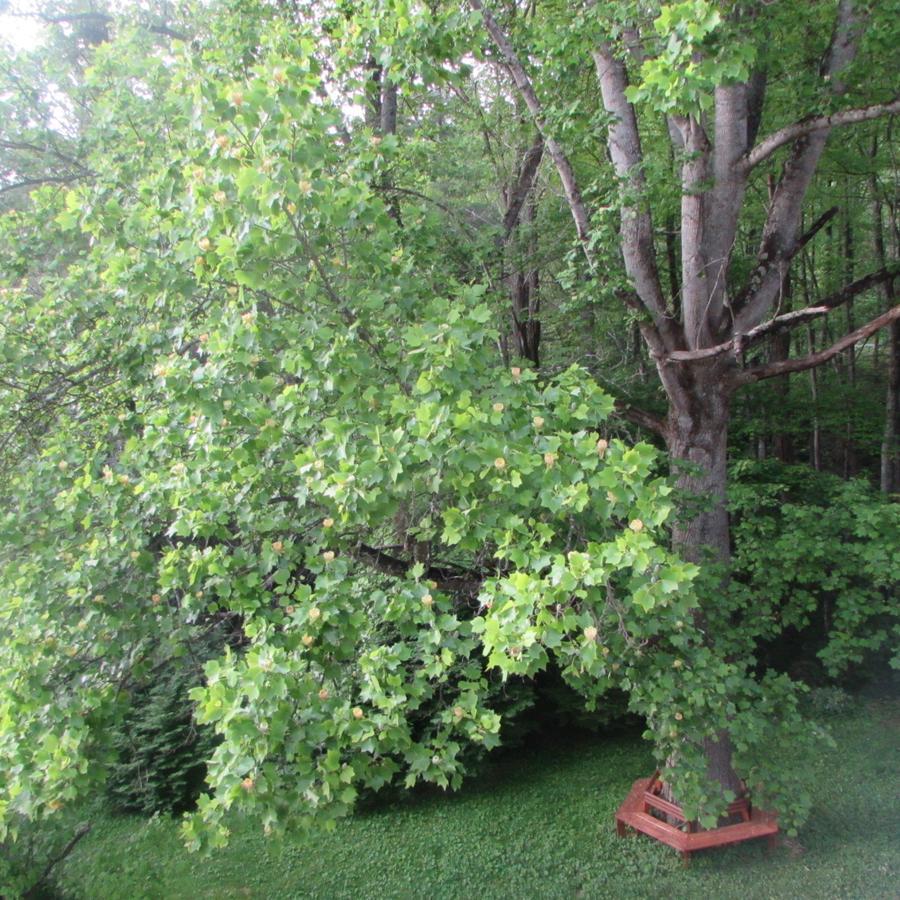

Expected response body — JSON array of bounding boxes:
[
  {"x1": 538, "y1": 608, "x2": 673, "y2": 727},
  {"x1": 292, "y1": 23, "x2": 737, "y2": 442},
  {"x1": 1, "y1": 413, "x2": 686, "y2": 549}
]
[{"x1": 615, "y1": 774, "x2": 779, "y2": 863}]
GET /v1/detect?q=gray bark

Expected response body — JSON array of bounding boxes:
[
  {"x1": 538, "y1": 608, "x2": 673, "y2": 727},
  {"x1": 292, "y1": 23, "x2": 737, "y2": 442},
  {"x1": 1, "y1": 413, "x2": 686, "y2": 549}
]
[
  {"x1": 380, "y1": 78, "x2": 398, "y2": 136},
  {"x1": 592, "y1": 44, "x2": 675, "y2": 341},
  {"x1": 666, "y1": 364, "x2": 733, "y2": 566}
]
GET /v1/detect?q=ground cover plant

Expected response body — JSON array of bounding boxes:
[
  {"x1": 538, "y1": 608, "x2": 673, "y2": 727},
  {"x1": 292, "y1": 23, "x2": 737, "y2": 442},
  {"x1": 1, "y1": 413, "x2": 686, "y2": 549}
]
[{"x1": 56, "y1": 694, "x2": 900, "y2": 899}]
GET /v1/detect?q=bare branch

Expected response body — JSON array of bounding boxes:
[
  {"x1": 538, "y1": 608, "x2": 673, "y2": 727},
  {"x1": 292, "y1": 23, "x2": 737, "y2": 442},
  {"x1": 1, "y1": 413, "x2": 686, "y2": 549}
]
[
  {"x1": 666, "y1": 265, "x2": 898, "y2": 363},
  {"x1": 502, "y1": 134, "x2": 544, "y2": 238},
  {"x1": 677, "y1": 115, "x2": 714, "y2": 348},
  {"x1": 734, "y1": 0, "x2": 868, "y2": 333},
  {"x1": 613, "y1": 399, "x2": 668, "y2": 438},
  {"x1": 737, "y1": 305, "x2": 900, "y2": 385},
  {"x1": 23, "y1": 822, "x2": 92, "y2": 898},
  {"x1": 745, "y1": 68, "x2": 768, "y2": 148},
  {"x1": 31, "y1": 11, "x2": 188, "y2": 41},
  {"x1": 743, "y1": 98, "x2": 900, "y2": 172},
  {"x1": 591, "y1": 41, "x2": 676, "y2": 343},
  {"x1": 468, "y1": 0, "x2": 594, "y2": 257},
  {"x1": 467, "y1": 0, "x2": 673, "y2": 359},
  {"x1": 731, "y1": 206, "x2": 838, "y2": 314},
  {"x1": 353, "y1": 544, "x2": 483, "y2": 596},
  {"x1": 704, "y1": 82, "x2": 753, "y2": 338},
  {"x1": 0, "y1": 174, "x2": 84, "y2": 194}
]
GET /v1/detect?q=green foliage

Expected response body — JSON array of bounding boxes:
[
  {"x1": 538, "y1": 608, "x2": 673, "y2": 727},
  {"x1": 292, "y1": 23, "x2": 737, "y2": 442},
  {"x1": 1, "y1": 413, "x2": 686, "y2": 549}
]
[
  {"x1": 0, "y1": 807, "x2": 90, "y2": 899},
  {"x1": 727, "y1": 461, "x2": 900, "y2": 676},
  {"x1": 1, "y1": 0, "x2": 897, "y2": 868},
  {"x1": 624, "y1": 1, "x2": 755, "y2": 115},
  {"x1": 804, "y1": 685, "x2": 854, "y2": 718},
  {"x1": 106, "y1": 657, "x2": 220, "y2": 817},
  {"x1": 0, "y1": 15, "x2": 702, "y2": 853}
]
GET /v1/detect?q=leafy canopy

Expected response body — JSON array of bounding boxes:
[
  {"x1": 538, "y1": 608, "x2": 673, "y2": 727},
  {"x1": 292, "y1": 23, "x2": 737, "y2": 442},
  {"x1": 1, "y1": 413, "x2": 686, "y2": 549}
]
[{"x1": 0, "y1": 16, "x2": 706, "y2": 851}]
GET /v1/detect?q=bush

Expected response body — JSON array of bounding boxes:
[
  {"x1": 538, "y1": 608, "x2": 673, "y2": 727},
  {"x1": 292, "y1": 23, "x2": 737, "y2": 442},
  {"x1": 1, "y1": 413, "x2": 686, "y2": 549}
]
[
  {"x1": 105, "y1": 656, "x2": 218, "y2": 816},
  {"x1": 728, "y1": 460, "x2": 900, "y2": 681},
  {"x1": 0, "y1": 811, "x2": 91, "y2": 899},
  {"x1": 804, "y1": 685, "x2": 854, "y2": 717}
]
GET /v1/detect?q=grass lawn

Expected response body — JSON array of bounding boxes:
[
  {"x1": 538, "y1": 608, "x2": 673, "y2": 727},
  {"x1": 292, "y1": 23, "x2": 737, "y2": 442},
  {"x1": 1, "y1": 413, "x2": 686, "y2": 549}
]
[{"x1": 58, "y1": 697, "x2": 899, "y2": 899}]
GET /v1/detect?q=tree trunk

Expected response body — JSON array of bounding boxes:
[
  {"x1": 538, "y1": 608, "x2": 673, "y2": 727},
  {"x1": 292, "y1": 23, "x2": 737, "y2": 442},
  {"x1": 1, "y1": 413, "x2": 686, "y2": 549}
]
[
  {"x1": 470, "y1": 0, "x2": 890, "y2": 828},
  {"x1": 768, "y1": 177, "x2": 793, "y2": 463},
  {"x1": 701, "y1": 733, "x2": 745, "y2": 802},
  {"x1": 883, "y1": 319, "x2": 900, "y2": 493},
  {"x1": 842, "y1": 195, "x2": 857, "y2": 478},
  {"x1": 870, "y1": 154, "x2": 899, "y2": 493},
  {"x1": 666, "y1": 367, "x2": 732, "y2": 567},
  {"x1": 663, "y1": 364, "x2": 746, "y2": 807}
]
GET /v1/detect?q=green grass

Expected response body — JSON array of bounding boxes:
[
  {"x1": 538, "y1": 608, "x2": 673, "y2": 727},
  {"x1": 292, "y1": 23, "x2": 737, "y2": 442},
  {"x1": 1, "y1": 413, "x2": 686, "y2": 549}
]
[{"x1": 58, "y1": 699, "x2": 899, "y2": 900}]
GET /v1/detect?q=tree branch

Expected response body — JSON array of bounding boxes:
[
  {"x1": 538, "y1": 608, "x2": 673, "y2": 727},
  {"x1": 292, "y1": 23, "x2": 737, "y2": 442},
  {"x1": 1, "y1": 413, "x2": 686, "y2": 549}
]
[
  {"x1": 613, "y1": 399, "x2": 668, "y2": 438},
  {"x1": 468, "y1": 0, "x2": 673, "y2": 359},
  {"x1": 468, "y1": 0, "x2": 594, "y2": 257},
  {"x1": 730, "y1": 205, "x2": 838, "y2": 315},
  {"x1": 502, "y1": 134, "x2": 544, "y2": 238},
  {"x1": 32, "y1": 11, "x2": 188, "y2": 41},
  {"x1": 24, "y1": 822, "x2": 92, "y2": 899},
  {"x1": 353, "y1": 544, "x2": 483, "y2": 596},
  {"x1": 592, "y1": 40, "x2": 679, "y2": 348},
  {"x1": 743, "y1": 98, "x2": 900, "y2": 172},
  {"x1": 733, "y1": 0, "x2": 867, "y2": 333},
  {"x1": 666, "y1": 265, "x2": 898, "y2": 363},
  {"x1": 737, "y1": 305, "x2": 900, "y2": 384},
  {"x1": 0, "y1": 174, "x2": 84, "y2": 194},
  {"x1": 704, "y1": 81, "x2": 754, "y2": 339}
]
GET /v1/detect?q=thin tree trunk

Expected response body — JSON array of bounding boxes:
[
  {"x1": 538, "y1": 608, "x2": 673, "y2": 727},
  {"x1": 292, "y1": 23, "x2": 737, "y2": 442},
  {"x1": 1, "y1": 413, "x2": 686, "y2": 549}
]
[
  {"x1": 843, "y1": 190, "x2": 856, "y2": 478},
  {"x1": 883, "y1": 321, "x2": 900, "y2": 492},
  {"x1": 364, "y1": 55, "x2": 382, "y2": 129},
  {"x1": 808, "y1": 324, "x2": 822, "y2": 471},
  {"x1": 799, "y1": 252, "x2": 823, "y2": 470},
  {"x1": 769, "y1": 176, "x2": 793, "y2": 463},
  {"x1": 770, "y1": 321, "x2": 793, "y2": 463},
  {"x1": 870, "y1": 170, "x2": 900, "y2": 491},
  {"x1": 379, "y1": 78, "x2": 401, "y2": 224}
]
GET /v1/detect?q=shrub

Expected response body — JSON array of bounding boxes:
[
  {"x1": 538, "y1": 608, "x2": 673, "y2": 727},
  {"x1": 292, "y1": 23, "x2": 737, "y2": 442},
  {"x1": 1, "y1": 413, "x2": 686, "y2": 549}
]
[
  {"x1": 728, "y1": 460, "x2": 900, "y2": 680},
  {"x1": 105, "y1": 656, "x2": 218, "y2": 816},
  {"x1": 0, "y1": 811, "x2": 91, "y2": 899}
]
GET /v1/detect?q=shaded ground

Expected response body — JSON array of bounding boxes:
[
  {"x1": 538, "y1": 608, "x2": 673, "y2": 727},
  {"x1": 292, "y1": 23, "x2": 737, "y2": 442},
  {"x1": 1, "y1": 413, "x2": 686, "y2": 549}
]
[{"x1": 59, "y1": 698, "x2": 899, "y2": 899}]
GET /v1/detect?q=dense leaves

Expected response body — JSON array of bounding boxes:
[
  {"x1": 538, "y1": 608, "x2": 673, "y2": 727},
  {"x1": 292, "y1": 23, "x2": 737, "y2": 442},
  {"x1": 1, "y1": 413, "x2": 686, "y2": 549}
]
[
  {"x1": 106, "y1": 655, "x2": 220, "y2": 816},
  {"x1": 0, "y1": 18, "x2": 705, "y2": 852},
  {"x1": 728, "y1": 461, "x2": 900, "y2": 676},
  {"x1": 0, "y1": 0, "x2": 897, "y2": 878}
]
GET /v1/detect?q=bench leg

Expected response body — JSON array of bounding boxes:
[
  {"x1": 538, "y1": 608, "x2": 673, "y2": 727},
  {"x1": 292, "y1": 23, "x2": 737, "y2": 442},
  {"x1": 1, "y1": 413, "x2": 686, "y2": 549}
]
[{"x1": 616, "y1": 818, "x2": 626, "y2": 838}]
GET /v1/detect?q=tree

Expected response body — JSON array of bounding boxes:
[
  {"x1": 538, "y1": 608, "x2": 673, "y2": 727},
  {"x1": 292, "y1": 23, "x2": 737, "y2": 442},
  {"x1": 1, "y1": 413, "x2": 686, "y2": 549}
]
[
  {"x1": 0, "y1": 4, "x2": 705, "y2": 855},
  {"x1": 465, "y1": 0, "x2": 899, "y2": 789},
  {"x1": 0, "y1": 0, "x2": 897, "y2": 865}
]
